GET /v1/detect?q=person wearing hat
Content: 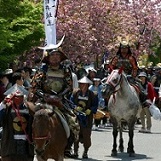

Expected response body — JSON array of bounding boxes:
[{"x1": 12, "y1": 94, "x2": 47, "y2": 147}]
[
  {"x1": 97, "y1": 59, "x2": 111, "y2": 79},
  {"x1": 110, "y1": 39, "x2": 138, "y2": 78},
  {"x1": 30, "y1": 47, "x2": 79, "y2": 158},
  {"x1": 70, "y1": 76, "x2": 98, "y2": 159},
  {"x1": 0, "y1": 78, "x2": 34, "y2": 161},
  {"x1": 89, "y1": 77, "x2": 106, "y2": 130},
  {"x1": 86, "y1": 67, "x2": 97, "y2": 82},
  {"x1": 138, "y1": 72, "x2": 157, "y2": 133},
  {"x1": 40, "y1": 47, "x2": 70, "y2": 95}
]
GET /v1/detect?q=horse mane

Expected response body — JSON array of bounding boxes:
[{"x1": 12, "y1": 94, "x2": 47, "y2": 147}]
[
  {"x1": 121, "y1": 71, "x2": 129, "y2": 84},
  {"x1": 35, "y1": 103, "x2": 54, "y2": 114}
]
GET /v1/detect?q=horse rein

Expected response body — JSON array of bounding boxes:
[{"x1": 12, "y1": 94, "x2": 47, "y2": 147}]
[
  {"x1": 33, "y1": 133, "x2": 51, "y2": 140},
  {"x1": 32, "y1": 132, "x2": 51, "y2": 148},
  {"x1": 32, "y1": 108, "x2": 55, "y2": 148},
  {"x1": 106, "y1": 73, "x2": 122, "y2": 94}
]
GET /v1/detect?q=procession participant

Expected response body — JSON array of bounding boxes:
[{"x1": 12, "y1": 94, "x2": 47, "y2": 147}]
[
  {"x1": 110, "y1": 37, "x2": 148, "y2": 105},
  {"x1": 30, "y1": 47, "x2": 79, "y2": 158},
  {"x1": 71, "y1": 76, "x2": 98, "y2": 159},
  {"x1": 110, "y1": 37, "x2": 138, "y2": 78},
  {"x1": 109, "y1": 37, "x2": 149, "y2": 127},
  {"x1": 0, "y1": 75, "x2": 34, "y2": 161}
]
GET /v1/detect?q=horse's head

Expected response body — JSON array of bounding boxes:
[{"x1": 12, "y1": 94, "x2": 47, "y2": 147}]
[
  {"x1": 32, "y1": 103, "x2": 54, "y2": 156},
  {"x1": 101, "y1": 68, "x2": 123, "y2": 98}
]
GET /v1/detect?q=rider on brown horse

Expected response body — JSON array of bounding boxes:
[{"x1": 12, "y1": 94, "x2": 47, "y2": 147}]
[{"x1": 30, "y1": 47, "x2": 79, "y2": 158}]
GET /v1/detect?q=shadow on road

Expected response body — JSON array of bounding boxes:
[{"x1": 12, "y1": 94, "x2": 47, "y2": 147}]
[
  {"x1": 105, "y1": 152, "x2": 152, "y2": 161},
  {"x1": 71, "y1": 158, "x2": 103, "y2": 161}
]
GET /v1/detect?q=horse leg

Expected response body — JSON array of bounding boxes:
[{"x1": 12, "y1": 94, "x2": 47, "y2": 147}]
[
  {"x1": 111, "y1": 118, "x2": 118, "y2": 156},
  {"x1": 57, "y1": 155, "x2": 64, "y2": 161},
  {"x1": 127, "y1": 118, "x2": 136, "y2": 157},
  {"x1": 119, "y1": 126, "x2": 124, "y2": 152}
]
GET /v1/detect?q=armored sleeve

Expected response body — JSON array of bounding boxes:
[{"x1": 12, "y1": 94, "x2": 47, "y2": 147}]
[
  {"x1": 129, "y1": 56, "x2": 138, "y2": 78},
  {"x1": 110, "y1": 56, "x2": 119, "y2": 70}
]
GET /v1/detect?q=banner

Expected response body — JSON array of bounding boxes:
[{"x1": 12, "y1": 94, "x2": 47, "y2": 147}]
[
  {"x1": 39, "y1": 0, "x2": 65, "y2": 50},
  {"x1": 44, "y1": 0, "x2": 58, "y2": 46}
]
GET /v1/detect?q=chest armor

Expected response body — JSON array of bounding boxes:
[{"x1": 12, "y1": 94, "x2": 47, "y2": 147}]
[
  {"x1": 11, "y1": 104, "x2": 29, "y2": 135},
  {"x1": 43, "y1": 69, "x2": 65, "y2": 94},
  {"x1": 117, "y1": 58, "x2": 132, "y2": 74},
  {"x1": 77, "y1": 94, "x2": 89, "y2": 111}
]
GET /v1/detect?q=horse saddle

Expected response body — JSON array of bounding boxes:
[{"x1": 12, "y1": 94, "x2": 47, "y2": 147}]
[
  {"x1": 54, "y1": 108, "x2": 70, "y2": 138},
  {"x1": 130, "y1": 84, "x2": 140, "y2": 94}
]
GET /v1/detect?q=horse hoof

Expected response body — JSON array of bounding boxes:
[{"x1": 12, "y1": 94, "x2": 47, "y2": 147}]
[
  {"x1": 111, "y1": 151, "x2": 117, "y2": 156},
  {"x1": 119, "y1": 147, "x2": 124, "y2": 152},
  {"x1": 129, "y1": 153, "x2": 135, "y2": 157}
]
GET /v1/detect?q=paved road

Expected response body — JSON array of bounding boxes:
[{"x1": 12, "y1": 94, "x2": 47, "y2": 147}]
[{"x1": 34, "y1": 118, "x2": 161, "y2": 161}]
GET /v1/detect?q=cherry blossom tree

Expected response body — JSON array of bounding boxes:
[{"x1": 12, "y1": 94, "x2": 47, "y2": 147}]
[{"x1": 56, "y1": 0, "x2": 161, "y2": 66}]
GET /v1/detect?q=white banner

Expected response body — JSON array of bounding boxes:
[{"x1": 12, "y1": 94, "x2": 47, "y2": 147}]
[
  {"x1": 44, "y1": 0, "x2": 58, "y2": 46},
  {"x1": 39, "y1": 0, "x2": 65, "y2": 50}
]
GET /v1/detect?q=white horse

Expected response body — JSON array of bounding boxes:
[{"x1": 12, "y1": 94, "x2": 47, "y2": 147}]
[{"x1": 102, "y1": 67, "x2": 141, "y2": 157}]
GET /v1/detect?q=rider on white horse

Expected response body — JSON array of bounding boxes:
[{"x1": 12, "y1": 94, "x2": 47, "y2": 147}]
[{"x1": 110, "y1": 39, "x2": 147, "y2": 105}]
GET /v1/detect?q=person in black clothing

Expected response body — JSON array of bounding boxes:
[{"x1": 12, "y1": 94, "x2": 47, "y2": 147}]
[
  {"x1": 71, "y1": 76, "x2": 98, "y2": 159},
  {"x1": 0, "y1": 80, "x2": 34, "y2": 161}
]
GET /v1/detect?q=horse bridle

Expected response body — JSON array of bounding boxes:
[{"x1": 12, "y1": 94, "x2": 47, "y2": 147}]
[
  {"x1": 32, "y1": 132, "x2": 51, "y2": 141},
  {"x1": 32, "y1": 108, "x2": 54, "y2": 150},
  {"x1": 105, "y1": 73, "x2": 122, "y2": 94}
]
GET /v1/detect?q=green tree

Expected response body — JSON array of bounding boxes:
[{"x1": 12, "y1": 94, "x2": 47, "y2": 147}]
[{"x1": 0, "y1": 0, "x2": 44, "y2": 70}]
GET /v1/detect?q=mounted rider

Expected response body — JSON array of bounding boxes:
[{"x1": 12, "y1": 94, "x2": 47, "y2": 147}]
[
  {"x1": 30, "y1": 47, "x2": 79, "y2": 158},
  {"x1": 110, "y1": 36, "x2": 147, "y2": 105},
  {"x1": 110, "y1": 36, "x2": 138, "y2": 78}
]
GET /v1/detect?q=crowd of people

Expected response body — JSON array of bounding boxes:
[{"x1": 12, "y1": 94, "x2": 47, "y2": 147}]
[{"x1": 0, "y1": 39, "x2": 161, "y2": 160}]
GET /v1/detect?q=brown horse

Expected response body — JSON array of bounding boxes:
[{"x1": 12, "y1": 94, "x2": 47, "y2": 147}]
[{"x1": 31, "y1": 103, "x2": 68, "y2": 161}]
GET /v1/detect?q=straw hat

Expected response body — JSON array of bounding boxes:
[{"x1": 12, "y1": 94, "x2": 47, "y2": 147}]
[
  {"x1": 4, "y1": 84, "x2": 29, "y2": 96},
  {"x1": 78, "y1": 76, "x2": 93, "y2": 84}
]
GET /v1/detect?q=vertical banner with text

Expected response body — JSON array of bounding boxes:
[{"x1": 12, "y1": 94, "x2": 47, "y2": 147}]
[{"x1": 44, "y1": 0, "x2": 58, "y2": 46}]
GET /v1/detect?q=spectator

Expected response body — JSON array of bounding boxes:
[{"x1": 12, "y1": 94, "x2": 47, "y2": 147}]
[
  {"x1": 0, "y1": 73, "x2": 6, "y2": 102},
  {"x1": 23, "y1": 67, "x2": 32, "y2": 90},
  {"x1": 0, "y1": 69, "x2": 13, "y2": 102},
  {"x1": 89, "y1": 77, "x2": 106, "y2": 130},
  {"x1": 138, "y1": 72, "x2": 156, "y2": 133}
]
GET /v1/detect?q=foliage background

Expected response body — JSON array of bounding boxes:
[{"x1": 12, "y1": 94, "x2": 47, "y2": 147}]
[{"x1": 0, "y1": 0, "x2": 43, "y2": 70}]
